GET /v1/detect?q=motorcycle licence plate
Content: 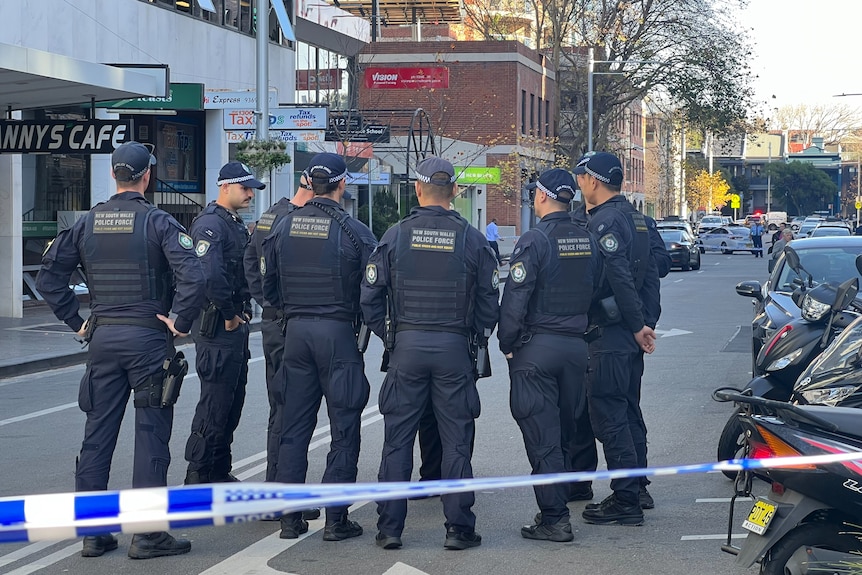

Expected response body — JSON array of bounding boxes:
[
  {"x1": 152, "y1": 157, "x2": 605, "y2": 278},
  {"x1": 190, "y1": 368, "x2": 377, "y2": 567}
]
[{"x1": 742, "y1": 498, "x2": 776, "y2": 535}]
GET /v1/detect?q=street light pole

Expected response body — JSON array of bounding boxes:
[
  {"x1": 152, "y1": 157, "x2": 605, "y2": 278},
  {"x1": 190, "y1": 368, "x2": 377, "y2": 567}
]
[{"x1": 767, "y1": 140, "x2": 772, "y2": 213}]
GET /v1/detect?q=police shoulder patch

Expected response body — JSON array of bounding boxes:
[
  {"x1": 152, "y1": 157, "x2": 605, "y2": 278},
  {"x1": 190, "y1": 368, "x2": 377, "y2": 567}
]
[
  {"x1": 510, "y1": 262, "x2": 527, "y2": 283},
  {"x1": 492, "y1": 269, "x2": 500, "y2": 290},
  {"x1": 365, "y1": 263, "x2": 378, "y2": 285},
  {"x1": 259, "y1": 255, "x2": 266, "y2": 276},
  {"x1": 599, "y1": 233, "x2": 619, "y2": 253},
  {"x1": 178, "y1": 232, "x2": 193, "y2": 249},
  {"x1": 195, "y1": 240, "x2": 211, "y2": 257}
]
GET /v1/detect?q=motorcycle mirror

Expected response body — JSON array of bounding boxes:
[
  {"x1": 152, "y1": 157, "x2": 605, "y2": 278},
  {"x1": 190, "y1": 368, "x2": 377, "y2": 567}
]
[
  {"x1": 856, "y1": 254, "x2": 862, "y2": 277},
  {"x1": 835, "y1": 277, "x2": 860, "y2": 311}
]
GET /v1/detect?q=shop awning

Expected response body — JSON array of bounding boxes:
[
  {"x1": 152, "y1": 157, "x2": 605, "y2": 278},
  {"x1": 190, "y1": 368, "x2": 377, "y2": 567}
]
[{"x1": 0, "y1": 44, "x2": 168, "y2": 112}]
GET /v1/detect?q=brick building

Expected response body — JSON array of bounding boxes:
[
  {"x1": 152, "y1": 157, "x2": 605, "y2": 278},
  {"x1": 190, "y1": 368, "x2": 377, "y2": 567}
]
[{"x1": 357, "y1": 30, "x2": 556, "y2": 234}]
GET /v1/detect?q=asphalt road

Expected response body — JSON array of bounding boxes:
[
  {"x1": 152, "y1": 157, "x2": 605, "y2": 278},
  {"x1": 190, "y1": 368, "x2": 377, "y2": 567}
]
[{"x1": 0, "y1": 251, "x2": 777, "y2": 575}]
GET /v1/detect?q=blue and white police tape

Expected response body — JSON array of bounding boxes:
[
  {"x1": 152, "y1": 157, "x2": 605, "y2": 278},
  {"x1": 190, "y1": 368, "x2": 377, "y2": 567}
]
[{"x1": 1, "y1": 452, "x2": 860, "y2": 544}]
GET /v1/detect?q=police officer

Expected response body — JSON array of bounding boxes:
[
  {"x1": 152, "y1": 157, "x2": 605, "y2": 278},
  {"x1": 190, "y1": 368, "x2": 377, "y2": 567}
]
[
  {"x1": 498, "y1": 168, "x2": 600, "y2": 542},
  {"x1": 243, "y1": 171, "x2": 314, "y2": 483},
  {"x1": 184, "y1": 162, "x2": 262, "y2": 485},
  {"x1": 360, "y1": 157, "x2": 499, "y2": 551},
  {"x1": 35, "y1": 141, "x2": 204, "y2": 559},
  {"x1": 262, "y1": 152, "x2": 377, "y2": 542},
  {"x1": 574, "y1": 151, "x2": 656, "y2": 527}
]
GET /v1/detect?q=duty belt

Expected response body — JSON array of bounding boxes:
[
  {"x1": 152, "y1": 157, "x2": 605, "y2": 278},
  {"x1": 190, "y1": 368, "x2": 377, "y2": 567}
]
[
  {"x1": 261, "y1": 306, "x2": 283, "y2": 321},
  {"x1": 93, "y1": 316, "x2": 167, "y2": 332}
]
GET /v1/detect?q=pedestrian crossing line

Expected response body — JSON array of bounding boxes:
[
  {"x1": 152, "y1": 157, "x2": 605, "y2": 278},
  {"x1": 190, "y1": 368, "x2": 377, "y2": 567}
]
[{"x1": 0, "y1": 541, "x2": 55, "y2": 569}]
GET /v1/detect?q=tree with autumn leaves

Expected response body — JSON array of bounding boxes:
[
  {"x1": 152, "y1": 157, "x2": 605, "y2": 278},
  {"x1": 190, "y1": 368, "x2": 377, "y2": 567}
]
[{"x1": 687, "y1": 170, "x2": 732, "y2": 214}]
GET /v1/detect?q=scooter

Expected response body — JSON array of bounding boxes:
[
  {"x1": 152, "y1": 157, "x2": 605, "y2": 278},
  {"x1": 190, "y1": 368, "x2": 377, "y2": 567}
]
[
  {"x1": 716, "y1": 269, "x2": 861, "y2": 475},
  {"x1": 714, "y1": 389, "x2": 862, "y2": 574}
]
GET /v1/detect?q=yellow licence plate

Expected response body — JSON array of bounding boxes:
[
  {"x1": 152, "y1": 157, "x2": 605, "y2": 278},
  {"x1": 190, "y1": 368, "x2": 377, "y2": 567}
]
[{"x1": 742, "y1": 498, "x2": 776, "y2": 535}]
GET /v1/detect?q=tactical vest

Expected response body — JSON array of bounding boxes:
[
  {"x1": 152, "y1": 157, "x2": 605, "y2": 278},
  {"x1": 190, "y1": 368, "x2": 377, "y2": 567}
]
[
  {"x1": 391, "y1": 212, "x2": 470, "y2": 331},
  {"x1": 528, "y1": 219, "x2": 594, "y2": 318},
  {"x1": 192, "y1": 204, "x2": 250, "y2": 298},
  {"x1": 82, "y1": 197, "x2": 171, "y2": 306},
  {"x1": 616, "y1": 203, "x2": 650, "y2": 290},
  {"x1": 251, "y1": 199, "x2": 295, "y2": 259},
  {"x1": 277, "y1": 202, "x2": 357, "y2": 314}
]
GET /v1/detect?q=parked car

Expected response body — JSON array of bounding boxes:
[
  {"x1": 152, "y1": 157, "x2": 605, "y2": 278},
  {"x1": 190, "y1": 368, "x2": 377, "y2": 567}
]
[
  {"x1": 790, "y1": 216, "x2": 806, "y2": 231},
  {"x1": 696, "y1": 226, "x2": 753, "y2": 254},
  {"x1": 696, "y1": 215, "x2": 725, "y2": 235},
  {"x1": 656, "y1": 219, "x2": 695, "y2": 237},
  {"x1": 658, "y1": 229, "x2": 701, "y2": 271},
  {"x1": 797, "y1": 217, "x2": 825, "y2": 238},
  {"x1": 809, "y1": 223, "x2": 851, "y2": 237},
  {"x1": 736, "y1": 236, "x2": 862, "y2": 368}
]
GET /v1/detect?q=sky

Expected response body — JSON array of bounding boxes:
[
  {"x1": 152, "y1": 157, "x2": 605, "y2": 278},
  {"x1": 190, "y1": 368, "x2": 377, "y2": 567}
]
[{"x1": 741, "y1": 0, "x2": 862, "y2": 110}]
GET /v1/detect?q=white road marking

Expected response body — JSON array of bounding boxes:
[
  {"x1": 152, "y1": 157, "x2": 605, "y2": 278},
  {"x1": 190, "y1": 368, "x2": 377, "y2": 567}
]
[
  {"x1": 384, "y1": 562, "x2": 432, "y2": 575},
  {"x1": 681, "y1": 534, "x2": 747, "y2": 541},
  {"x1": 695, "y1": 497, "x2": 733, "y2": 503},
  {"x1": 4, "y1": 542, "x2": 80, "y2": 575},
  {"x1": 0, "y1": 541, "x2": 56, "y2": 569},
  {"x1": 653, "y1": 328, "x2": 693, "y2": 338}
]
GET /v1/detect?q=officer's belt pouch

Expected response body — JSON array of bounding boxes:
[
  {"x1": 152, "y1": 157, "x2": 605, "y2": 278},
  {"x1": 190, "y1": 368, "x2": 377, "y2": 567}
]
[
  {"x1": 597, "y1": 295, "x2": 621, "y2": 325},
  {"x1": 198, "y1": 303, "x2": 219, "y2": 338},
  {"x1": 133, "y1": 373, "x2": 164, "y2": 409}
]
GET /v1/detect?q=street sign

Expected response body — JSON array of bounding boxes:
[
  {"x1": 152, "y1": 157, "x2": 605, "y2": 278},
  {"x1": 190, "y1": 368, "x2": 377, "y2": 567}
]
[{"x1": 730, "y1": 194, "x2": 741, "y2": 209}]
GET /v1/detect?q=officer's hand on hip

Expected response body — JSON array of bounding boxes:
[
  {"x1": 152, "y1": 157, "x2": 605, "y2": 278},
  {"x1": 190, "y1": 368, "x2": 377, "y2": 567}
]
[
  {"x1": 634, "y1": 326, "x2": 656, "y2": 354},
  {"x1": 225, "y1": 315, "x2": 245, "y2": 332},
  {"x1": 505, "y1": 352, "x2": 513, "y2": 359},
  {"x1": 76, "y1": 318, "x2": 90, "y2": 339},
  {"x1": 156, "y1": 314, "x2": 190, "y2": 338}
]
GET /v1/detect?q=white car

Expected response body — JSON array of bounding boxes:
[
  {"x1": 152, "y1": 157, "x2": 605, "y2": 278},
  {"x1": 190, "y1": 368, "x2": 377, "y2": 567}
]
[
  {"x1": 697, "y1": 226, "x2": 753, "y2": 254},
  {"x1": 696, "y1": 215, "x2": 725, "y2": 235}
]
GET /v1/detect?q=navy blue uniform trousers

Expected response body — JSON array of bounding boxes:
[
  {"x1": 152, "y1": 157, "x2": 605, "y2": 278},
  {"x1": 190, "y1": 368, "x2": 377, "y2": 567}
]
[
  {"x1": 377, "y1": 331, "x2": 481, "y2": 537},
  {"x1": 186, "y1": 322, "x2": 249, "y2": 479},
  {"x1": 509, "y1": 333, "x2": 589, "y2": 524},
  {"x1": 586, "y1": 325, "x2": 643, "y2": 505},
  {"x1": 276, "y1": 318, "x2": 370, "y2": 524},
  {"x1": 77, "y1": 325, "x2": 174, "y2": 491},
  {"x1": 260, "y1": 315, "x2": 285, "y2": 481}
]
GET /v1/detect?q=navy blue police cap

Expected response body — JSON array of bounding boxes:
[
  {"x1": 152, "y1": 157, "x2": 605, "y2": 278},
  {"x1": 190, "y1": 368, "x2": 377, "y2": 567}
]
[
  {"x1": 112, "y1": 141, "x2": 156, "y2": 181},
  {"x1": 217, "y1": 161, "x2": 266, "y2": 189},
  {"x1": 526, "y1": 168, "x2": 576, "y2": 203},
  {"x1": 573, "y1": 152, "x2": 624, "y2": 187}
]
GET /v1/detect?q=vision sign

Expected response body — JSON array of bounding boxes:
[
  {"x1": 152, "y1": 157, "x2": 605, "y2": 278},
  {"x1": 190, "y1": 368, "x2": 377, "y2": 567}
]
[
  {"x1": 363, "y1": 67, "x2": 449, "y2": 89},
  {"x1": 0, "y1": 120, "x2": 131, "y2": 154}
]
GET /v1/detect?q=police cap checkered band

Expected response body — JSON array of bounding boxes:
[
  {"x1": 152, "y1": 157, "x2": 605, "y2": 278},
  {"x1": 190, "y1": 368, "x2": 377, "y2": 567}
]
[
  {"x1": 111, "y1": 141, "x2": 156, "y2": 181},
  {"x1": 573, "y1": 152, "x2": 624, "y2": 187},
  {"x1": 535, "y1": 168, "x2": 576, "y2": 203},
  {"x1": 415, "y1": 156, "x2": 456, "y2": 185},
  {"x1": 217, "y1": 161, "x2": 266, "y2": 189},
  {"x1": 307, "y1": 152, "x2": 348, "y2": 184}
]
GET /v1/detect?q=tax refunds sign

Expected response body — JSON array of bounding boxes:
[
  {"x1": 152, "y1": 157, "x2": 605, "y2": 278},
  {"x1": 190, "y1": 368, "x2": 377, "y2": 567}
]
[{"x1": 0, "y1": 120, "x2": 131, "y2": 154}]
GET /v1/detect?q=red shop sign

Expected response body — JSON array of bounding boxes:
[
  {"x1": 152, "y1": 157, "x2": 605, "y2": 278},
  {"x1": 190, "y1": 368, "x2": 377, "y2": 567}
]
[{"x1": 363, "y1": 67, "x2": 449, "y2": 89}]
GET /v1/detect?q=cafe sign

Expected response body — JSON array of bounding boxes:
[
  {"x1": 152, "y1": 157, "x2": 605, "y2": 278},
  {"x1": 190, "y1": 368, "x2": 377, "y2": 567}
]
[{"x1": 0, "y1": 120, "x2": 131, "y2": 154}]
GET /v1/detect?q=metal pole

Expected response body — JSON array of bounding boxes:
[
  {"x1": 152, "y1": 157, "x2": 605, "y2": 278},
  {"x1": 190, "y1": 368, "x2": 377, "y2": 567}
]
[
  {"x1": 767, "y1": 141, "x2": 772, "y2": 213},
  {"x1": 587, "y1": 47, "x2": 594, "y2": 152},
  {"x1": 256, "y1": 0, "x2": 270, "y2": 217},
  {"x1": 857, "y1": 155, "x2": 861, "y2": 226}
]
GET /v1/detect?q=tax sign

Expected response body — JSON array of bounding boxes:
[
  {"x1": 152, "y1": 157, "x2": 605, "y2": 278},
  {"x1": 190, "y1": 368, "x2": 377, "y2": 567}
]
[
  {"x1": 0, "y1": 120, "x2": 131, "y2": 154},
  {"x1": 223, "y1": 108, "x2": 328, "y2": 130}
]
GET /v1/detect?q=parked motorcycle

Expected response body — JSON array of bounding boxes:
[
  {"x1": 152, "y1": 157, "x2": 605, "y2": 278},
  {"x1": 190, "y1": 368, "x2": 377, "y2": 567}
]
[
  {"x1": 714, "y1": 389, "x2": 862, "y2": 574},
  {"x1": 716, "y1": 271, "x2": 861, "y2": 476}
]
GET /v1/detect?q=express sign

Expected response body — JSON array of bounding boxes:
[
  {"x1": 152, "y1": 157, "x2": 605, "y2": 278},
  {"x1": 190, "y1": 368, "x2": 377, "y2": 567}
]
[{"x1": 0, "y1": 120, "x2": 131, "y2": 154}]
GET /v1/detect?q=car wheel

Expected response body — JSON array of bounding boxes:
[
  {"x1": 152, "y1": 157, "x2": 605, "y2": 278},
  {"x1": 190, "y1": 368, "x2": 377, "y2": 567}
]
[
  {"x1": 720, "y1": 241, "x2": 731, "y2": 255},
  {"x1": 699, "y1": 246, "x2": 705, "y2": 254},
  {"x1": 691, "y1": 251, "x2": 701, "y2": 270}
]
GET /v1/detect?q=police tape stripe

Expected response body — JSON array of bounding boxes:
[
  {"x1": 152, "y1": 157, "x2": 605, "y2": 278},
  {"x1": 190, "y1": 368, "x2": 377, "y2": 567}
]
[{"x1": 1, "y1": 452, "x2": 860, "y2": 544}]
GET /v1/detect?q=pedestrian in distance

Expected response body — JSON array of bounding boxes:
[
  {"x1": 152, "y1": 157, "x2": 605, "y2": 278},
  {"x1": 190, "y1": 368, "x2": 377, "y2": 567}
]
[
  {"x1": 574, "y1": 151, "x2": 656, "y2": 527},
  {"x1": 262, "y1": 152, "x2": 377, "y2": 542},
  {"x1": 750, "y1": 217, "x2": 765, "y2": 258},
  {"x1": 35, "y1": 141, "x2": 206, "y2": 559},
  {"x1": 499, "y1": 168, "x2": 601, "y2": 542},
  {"x1": 183, "y1": 162, "x2": 263, "y2": 486},
  {"x1": 485, "y1": 217, "x2": 503, "y2": 265},
  {"x1": 360, "y1": 156, "x2": 500, "y2": 551}
]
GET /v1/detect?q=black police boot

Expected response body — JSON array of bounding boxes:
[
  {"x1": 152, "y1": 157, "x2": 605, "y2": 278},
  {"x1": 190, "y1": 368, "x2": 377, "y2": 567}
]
[
  {"x1": 81, "y1": 534, "x2": 118, "y2": 557},
  {"x1": 568, "y1": 486, "x2": 594, "y2": 502},
  {"x1": 521, "y1": 519, "x2": 574, "y2": 542},
  {"x1": 639, "y1": 486, "x2": 655, "y2": 510},
  {"x1": 211, "y1": 472, "x2": 240, "y2": 483},
  {"x1": 443, "y1": 527, "x2": 482, "y2": 550},
  {"x1": 183, "y1": 470, "x2": 210, "y2": 485},
  {"x1": 581, "y1": 494, "x2": 644, "y2": 526},
  {"x1": 127, "y1": 532, "x2": 191, "y2": 559},
  {"x1": 322, "y1": 516, "x2": 363, "y2": 541},
  {"x1": 279, "y1": 517, "x2": 309, "y2": 539},
  {"x1": 301, "y1": 508, "x2": 321, "y2": 520},
  {"x1": 375, "y1": 531, "x2": 403, "y2": 549}
]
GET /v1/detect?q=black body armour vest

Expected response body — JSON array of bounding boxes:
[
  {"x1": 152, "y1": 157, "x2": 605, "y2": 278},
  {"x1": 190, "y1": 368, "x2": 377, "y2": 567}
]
[
  {"x1": 528, "y1": 218, "x2": 594, "y2": 320},
  {"x1": 619, "y1": 205, "x2": 650, "y2": 290},
  {"x1": 212, "y1": 207, "x2": 251, "y2": 297},
  {"x1": 82, "y1": 198, "x2": 171, "y2": 307},
  {"x1": 392, "y1": 213, "x2": 470, "y2": 332},
  {"x1": 251, "y1": 200, "x2": 295, "y2": 259},
  {"x1": 277, "y1": 202, "x2": 358, "y2": 315}
]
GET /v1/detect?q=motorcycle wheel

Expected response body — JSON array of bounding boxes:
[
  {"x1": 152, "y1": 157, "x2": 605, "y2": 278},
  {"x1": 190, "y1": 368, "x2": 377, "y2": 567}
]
[
  {"x1": 761, "y1": 522, "x2": 862, "y2": 575},
  {"x1": 717, "y1": 410, "x2": 744, "y2": 480}
]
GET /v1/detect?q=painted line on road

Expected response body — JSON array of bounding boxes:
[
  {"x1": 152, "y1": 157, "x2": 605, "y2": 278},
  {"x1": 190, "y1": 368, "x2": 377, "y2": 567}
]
[
  {"x1": 695, "y1": 497, "x2": 732, "y2": 503},
  {"x1": 4, "y1": 542, "x2": 80, "y2": 575},
  {"x1": 0, "y1": 541, "x2": 55, "y2": 569},
  {"x1": 681, "y1": 534, "x2": 746, "y2": 541}
]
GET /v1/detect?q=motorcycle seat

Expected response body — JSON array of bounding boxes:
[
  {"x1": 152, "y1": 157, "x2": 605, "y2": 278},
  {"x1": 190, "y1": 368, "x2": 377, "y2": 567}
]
[{"x1": 795, "y1": 405, "x2": 862, "y2": 438}]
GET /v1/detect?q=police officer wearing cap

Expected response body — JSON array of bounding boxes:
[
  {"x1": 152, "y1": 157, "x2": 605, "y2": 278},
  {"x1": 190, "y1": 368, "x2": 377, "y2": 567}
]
[
  {"x1": 361, "y1": 156, "x2": 499, "y2": 551},
  {"x1": 243, "y1": 171, "x2": 314, "y2": 483},
  {"x1": 573, "y1": 151, "x2": 656, "y2": 527},
  {"x1": 262, "y1": 152, "x2": 377, "y2": 542},
  {"x1": 498, "y1": 168, "x2": 601, "y2": 542},
  {"x1": 35, "y1": 141, "x2": 204, "y2": 559},
  {"x1": 183, "y1": 161, "x2": 263, "y2": 485}
]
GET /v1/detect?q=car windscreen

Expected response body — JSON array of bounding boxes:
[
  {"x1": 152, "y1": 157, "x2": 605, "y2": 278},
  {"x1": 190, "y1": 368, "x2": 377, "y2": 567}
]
[
  {"x1": 659, "y1": 230, "x2": 684, "y2": 243},
  {"x1": 775, "y1": 246, "x2": 862, "y2": 291}
]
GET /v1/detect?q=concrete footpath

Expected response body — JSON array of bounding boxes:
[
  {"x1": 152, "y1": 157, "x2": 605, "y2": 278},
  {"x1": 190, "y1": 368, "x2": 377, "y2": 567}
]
[{"x1": 0, "y1": 303, "x2": 262, "y2": 380}]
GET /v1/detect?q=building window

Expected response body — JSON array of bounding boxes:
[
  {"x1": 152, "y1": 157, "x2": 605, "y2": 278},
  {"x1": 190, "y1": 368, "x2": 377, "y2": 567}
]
[
  {"x1": 537, "y1": 98, "x2": 542, "y2": 138},
  {"x1": 530, "y1": 94, "x2": 535, "y2": 136},
  {"x1": 141, "y1": 0, "x2": 282, "y2": 39},
  {"x1": 545, "y1": 100, "x2": 550, "y2": 138},
  {"x1": 521, "y1": 90, "x2": 526, "y2": 134}
]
